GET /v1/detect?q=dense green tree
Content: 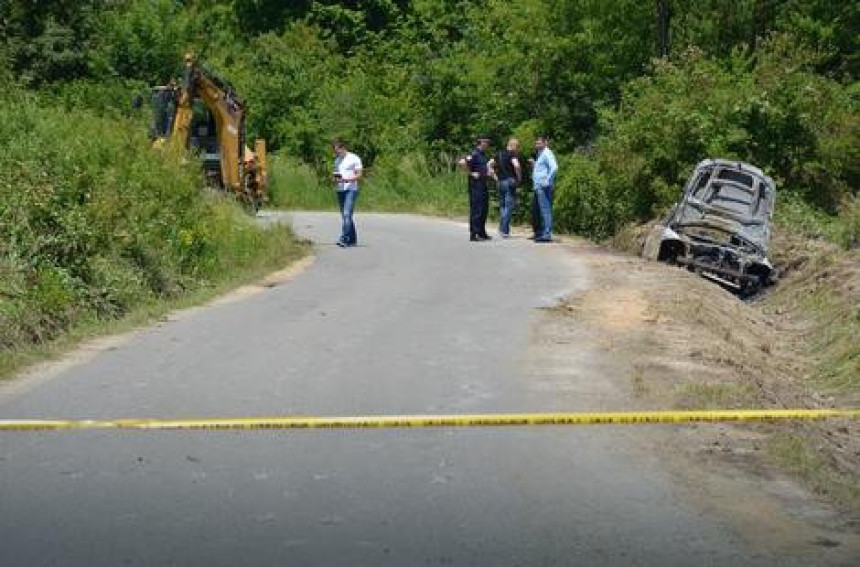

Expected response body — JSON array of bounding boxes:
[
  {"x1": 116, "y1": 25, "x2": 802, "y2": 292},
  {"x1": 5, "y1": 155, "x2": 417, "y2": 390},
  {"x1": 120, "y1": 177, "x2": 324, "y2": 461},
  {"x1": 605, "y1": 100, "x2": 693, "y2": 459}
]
[
  {"x1": 554, "y1": 34, "x2": 859, "y2": 239},
  {"x1": 1, "y1": 0, "x2": 856, "y2": 242},
  {"x1": 777, "y1": 1, "x2": 860, "y2": 78},
  {"x1": 89, "y1": 0, "x2": 189, "y2": 82},
  {"x1": 0, "y1": 0, "x2": 103, "y2": 85}
]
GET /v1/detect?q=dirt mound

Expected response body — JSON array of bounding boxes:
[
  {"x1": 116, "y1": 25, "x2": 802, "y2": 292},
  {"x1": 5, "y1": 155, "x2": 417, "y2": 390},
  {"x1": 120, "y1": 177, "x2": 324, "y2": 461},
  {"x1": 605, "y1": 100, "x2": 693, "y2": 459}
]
[{"x1": 559, "y1": 233, "x2": 860, "y2": 514}]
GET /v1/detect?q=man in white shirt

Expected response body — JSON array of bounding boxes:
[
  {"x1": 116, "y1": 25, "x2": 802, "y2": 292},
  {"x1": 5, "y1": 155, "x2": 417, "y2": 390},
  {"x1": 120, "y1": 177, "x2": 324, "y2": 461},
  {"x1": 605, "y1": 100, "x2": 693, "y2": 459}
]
[{"x1": 332, "y1": 140, "x2": 363, "y2": 247}]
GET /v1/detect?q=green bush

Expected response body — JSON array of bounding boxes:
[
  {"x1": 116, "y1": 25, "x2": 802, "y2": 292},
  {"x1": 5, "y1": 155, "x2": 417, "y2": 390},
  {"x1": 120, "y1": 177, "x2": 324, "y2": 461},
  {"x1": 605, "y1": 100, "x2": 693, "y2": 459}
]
[
  {"x1": 553, "y1": 35, "x2": 859, "y2": 242},
  {"x1": 89, "y1": 0, "x2": 188, "y2": 83},
  {"x1": 553, "y1": 153, "x2": 618, "y2": 239},
  {"x1": 0, "y1": 89, "x2": 295, "y2": 351}
]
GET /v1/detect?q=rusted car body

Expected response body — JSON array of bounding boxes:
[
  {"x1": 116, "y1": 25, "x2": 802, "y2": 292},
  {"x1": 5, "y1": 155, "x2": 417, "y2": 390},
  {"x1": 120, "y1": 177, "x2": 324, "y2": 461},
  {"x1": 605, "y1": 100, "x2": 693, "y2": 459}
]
[{"x1": 643, "y1": 159, "x2": 776, "y2": 295}]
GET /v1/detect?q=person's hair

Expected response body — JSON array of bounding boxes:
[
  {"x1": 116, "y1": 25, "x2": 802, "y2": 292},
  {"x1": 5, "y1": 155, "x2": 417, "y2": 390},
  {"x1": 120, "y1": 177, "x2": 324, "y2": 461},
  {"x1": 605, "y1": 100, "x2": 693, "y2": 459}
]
[
  {"x1": 506, "y1": 138, "x2": 520, "y2": 151},
  {"x1": 535, "y1": 135, "x2": 549, "y2": 143},
  {"x1": 332, "y1": 139, "x2": 347, "y2": 149}
]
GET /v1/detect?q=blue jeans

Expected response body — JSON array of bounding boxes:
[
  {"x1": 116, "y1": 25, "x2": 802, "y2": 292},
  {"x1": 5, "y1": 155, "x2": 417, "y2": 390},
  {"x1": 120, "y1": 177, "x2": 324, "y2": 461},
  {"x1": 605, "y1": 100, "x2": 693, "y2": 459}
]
[
  {"x1": 337, "y1": 189, "x2": 358, "y2": 245},
  {"x1": 497, "y1": 178, "x2": 517, "y2": 235},
  {"x1": 534, "y1": 184, "x2": 553, "y2": 239}
]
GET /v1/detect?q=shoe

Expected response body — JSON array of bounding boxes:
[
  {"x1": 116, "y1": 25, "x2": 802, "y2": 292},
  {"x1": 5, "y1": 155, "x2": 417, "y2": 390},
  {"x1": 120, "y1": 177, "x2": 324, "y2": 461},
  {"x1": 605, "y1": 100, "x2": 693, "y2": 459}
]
[
  {"x1": 336, "y1": 240, "x2": 347, "y2": 247},
  {"x1": 499, "y1": 232, "x2": 510, "y2": 239},
  {"x1": 470, "y1": 235, "x2": 480, "y2": 242},
  {"x1": 479, "y1": 234, "x2": 492, "y2": 240},
  {"x1": 535, "y1": 237, "x2": 553, "y2": 243}
]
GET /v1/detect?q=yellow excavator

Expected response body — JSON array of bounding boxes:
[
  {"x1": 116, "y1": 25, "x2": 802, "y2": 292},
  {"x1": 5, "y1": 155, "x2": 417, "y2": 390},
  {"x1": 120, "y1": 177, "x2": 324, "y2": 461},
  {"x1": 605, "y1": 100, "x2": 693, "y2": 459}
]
[{"x1": 151, "y1": 54, "x2": 267, "y2": 211}]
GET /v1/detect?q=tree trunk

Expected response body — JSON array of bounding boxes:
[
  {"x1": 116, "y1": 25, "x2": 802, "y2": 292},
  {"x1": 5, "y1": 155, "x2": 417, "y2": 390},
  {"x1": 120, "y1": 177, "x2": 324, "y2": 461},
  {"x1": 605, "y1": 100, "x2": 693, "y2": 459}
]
[{"x1": 657, "y1": 0, "x2": 671, "y2": 59}]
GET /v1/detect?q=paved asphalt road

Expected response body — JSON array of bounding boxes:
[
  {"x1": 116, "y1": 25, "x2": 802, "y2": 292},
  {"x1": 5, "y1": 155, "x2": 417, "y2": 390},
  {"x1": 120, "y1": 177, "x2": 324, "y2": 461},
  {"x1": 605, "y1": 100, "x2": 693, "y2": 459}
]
[{"x1": 0, "y1": 212, "x2": 851, "y2": 566}]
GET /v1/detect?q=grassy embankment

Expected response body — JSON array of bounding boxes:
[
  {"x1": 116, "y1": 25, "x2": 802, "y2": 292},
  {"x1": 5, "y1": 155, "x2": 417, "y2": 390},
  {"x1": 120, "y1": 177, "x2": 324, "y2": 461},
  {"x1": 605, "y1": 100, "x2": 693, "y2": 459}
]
[
  {"x1": 0, "y1": 91, "x2": 307, "y2": 379},
  {"x1": 610, "y1": 203, "x2": 860, "y2": 510},
  {"x1": 267, "y1": 153, "x2": 470, "y2": 218},
  {"x1": 762, "y1": 222, "x2": 860, "y2": 507}
]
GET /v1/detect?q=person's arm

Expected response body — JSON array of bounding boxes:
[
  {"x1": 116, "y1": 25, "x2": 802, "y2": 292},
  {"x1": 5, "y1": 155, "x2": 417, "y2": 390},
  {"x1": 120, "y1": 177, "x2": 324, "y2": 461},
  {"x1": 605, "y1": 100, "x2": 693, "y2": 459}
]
[
  {"x1": 487, "y1": 158, "x2": 498, "y2": 181},
  {"x1": 532, "y1": 153, "x2": 546, "y2": 188},
  {"x1": 460, "y1": 155, "x2": 481, "y2": 178},
  {"x1": 547, "y1": 151, "x2": 558, "y2": 182},
  {"x1": 346, "y1": 156, "x2": 363, "y2": 182},
  {"x1": 512, "y1": 157, "x2": 522, "y2": 185},
  {"x1": 543, "y1": 151, "x2": 558, "y2": 188}
]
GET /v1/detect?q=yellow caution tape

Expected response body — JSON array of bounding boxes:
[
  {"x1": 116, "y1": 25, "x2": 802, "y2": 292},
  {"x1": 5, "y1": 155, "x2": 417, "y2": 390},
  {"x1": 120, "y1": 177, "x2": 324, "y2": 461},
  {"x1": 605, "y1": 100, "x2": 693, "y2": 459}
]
[{"x1": 0, "y1": 409, "x2": 858, "y2": 431}]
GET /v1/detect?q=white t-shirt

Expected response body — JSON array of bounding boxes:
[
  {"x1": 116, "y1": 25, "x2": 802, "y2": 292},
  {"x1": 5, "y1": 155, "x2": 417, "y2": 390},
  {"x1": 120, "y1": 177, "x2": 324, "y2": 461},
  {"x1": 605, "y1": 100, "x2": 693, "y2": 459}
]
[{"x1": 334, "y1": 152, "x2": 363, "y2": 191}]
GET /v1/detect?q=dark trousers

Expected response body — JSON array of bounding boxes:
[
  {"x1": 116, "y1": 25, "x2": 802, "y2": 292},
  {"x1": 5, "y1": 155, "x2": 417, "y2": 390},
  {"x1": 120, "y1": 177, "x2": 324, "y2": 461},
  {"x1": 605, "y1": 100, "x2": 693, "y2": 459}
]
[
  {"x1": 468, "y1": 179, "x2": 489, "y2": 237},
  {"x1": 531, "y1": 189, "x2": 542, "y2": 236}
]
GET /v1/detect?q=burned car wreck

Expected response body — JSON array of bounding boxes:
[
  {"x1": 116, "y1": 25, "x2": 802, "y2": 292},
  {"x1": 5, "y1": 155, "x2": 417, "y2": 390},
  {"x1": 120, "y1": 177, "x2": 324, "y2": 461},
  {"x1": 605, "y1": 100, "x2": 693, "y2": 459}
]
[{"x1": 644, "y1": 159, "x2": 776, "y2": 295}]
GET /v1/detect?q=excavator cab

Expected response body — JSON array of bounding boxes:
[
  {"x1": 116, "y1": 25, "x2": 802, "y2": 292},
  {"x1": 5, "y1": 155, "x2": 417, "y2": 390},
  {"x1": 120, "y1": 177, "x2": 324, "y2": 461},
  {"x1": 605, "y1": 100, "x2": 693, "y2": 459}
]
[
  {"x1": 150, "y1": 55, "x2": 267, "y2": 212},
  {"x1": 150, "y1": 83, "x2": 177, "y2": 139},
  {"x1": 188, "y1": 99, "x2": 222, "y2": 186}
]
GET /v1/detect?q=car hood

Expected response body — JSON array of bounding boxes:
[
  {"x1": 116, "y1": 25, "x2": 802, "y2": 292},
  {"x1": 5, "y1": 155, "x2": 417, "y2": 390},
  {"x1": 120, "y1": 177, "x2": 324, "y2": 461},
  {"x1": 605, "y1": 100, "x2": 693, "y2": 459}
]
[
  {"x1": 672, "y1": 199, "x2": 770, "y2": 253},
  {"x1": 668, "y1": 159, "x2": 776, "y2": 255}
]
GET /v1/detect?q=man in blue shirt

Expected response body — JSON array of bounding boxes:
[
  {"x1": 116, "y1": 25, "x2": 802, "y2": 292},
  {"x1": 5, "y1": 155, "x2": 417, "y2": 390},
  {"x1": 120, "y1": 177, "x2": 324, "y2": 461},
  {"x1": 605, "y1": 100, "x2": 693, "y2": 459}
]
[
  {"x1": 459, "y1": 136, "x2": 493, "y2": 241},
  {"x1": 531, "y1": 136, "x2": 558, "y2": 242}
]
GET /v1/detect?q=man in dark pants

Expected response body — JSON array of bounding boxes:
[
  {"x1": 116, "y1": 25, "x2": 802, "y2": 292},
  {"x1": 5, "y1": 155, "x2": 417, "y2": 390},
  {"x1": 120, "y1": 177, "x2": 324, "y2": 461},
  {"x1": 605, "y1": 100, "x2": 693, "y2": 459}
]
[
  {"x1": 528, "y1": 149, "x2": 542, "y2": 239},
  {"x1": 459, "y1": 136, "x2": 492, "y2": 241},
  {"x1": 530, "y1": 191, "x2": 542, "y2": 239}
]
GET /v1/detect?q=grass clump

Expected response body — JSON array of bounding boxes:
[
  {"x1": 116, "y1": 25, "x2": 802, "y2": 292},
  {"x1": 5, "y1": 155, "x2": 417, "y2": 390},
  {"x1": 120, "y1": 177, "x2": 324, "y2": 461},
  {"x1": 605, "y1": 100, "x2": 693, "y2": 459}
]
[
  {"x1": 0, "y1": 89, "x2": 305, "y2": 375},
  {"x1": 675, "y1": 382, "x2": 759, "y2": 409}
]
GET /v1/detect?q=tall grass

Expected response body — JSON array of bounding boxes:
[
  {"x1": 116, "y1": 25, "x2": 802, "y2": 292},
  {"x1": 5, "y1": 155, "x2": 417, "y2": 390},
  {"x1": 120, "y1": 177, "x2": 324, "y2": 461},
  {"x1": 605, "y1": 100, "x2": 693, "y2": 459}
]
[
  {"x1": 268, "y1": 155, "x2": 334, "y2": 211},
  {"x1": 267, "y1": 152, "x2": 468, "y2": 217},
  {"x1": 775, "y1": 193, "x2": 860, "y2": 250},
  {"x1": 0, "y1": 89, "x2": 304, "y2": 364}
]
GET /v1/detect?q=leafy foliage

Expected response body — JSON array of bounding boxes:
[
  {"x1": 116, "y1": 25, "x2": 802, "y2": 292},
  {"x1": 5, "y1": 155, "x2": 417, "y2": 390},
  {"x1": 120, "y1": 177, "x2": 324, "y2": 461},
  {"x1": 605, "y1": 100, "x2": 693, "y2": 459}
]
[
  {"x1": 555, "y1": 36, "x2": 859, "y2": 242},
  {"x1": 0, "y1": 88, "x2": 295, "y2": 350},
  {"x1": 1, "y1": 0, "x2": 858, "y2": 261},
  {"x1": 0, "y1": 0, "x2": 101, "y2": 86},
  {"x1": 89, "y1": 0, "x2": 189, "y2": 83}
]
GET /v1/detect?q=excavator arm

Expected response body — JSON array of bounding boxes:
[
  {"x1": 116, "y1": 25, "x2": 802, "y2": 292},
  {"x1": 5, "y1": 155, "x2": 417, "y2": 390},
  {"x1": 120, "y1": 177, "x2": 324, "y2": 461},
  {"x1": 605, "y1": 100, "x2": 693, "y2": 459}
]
[{"x1": 155, "y1": 54, "x2": 267, "y2": 211}]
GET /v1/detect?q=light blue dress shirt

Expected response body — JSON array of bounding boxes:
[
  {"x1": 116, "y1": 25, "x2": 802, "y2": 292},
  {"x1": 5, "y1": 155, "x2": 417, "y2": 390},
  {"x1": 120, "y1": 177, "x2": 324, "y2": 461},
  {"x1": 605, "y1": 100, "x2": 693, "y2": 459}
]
[{"x1": 532, "y1": 147, "x2": 558, "y2": 189}]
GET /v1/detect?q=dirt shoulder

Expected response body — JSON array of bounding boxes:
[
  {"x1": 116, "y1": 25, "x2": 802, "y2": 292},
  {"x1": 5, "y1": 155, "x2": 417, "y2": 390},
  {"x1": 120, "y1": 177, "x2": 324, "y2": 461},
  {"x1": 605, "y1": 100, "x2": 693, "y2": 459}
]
[{"x1": 547, "y1": 231, "x2": 860, "y2": 553}]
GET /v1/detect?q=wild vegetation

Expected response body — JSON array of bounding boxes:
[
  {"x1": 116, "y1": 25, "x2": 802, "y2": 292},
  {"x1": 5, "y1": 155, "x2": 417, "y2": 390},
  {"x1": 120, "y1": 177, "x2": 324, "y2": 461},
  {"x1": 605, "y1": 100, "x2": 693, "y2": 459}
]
[
  {"x1": 0, "y1": 86, "x2": 303, "y2": 353},
  {"x1": 3, "y1": 2, "x2": 857, "y2": 239},
  {"x1": 1, "y1": 2, "x2": 857, "y2": 349}
]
